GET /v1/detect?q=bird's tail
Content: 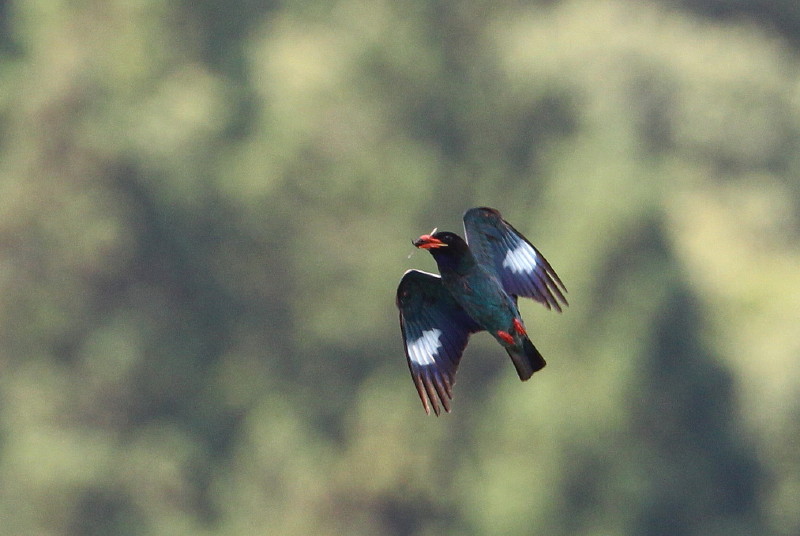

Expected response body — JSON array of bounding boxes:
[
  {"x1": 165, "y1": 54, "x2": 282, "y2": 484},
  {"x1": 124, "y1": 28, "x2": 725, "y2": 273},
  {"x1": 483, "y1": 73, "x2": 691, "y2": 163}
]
[{"x1": 506, "y1": 337, "x2": 546, "y2": 381}]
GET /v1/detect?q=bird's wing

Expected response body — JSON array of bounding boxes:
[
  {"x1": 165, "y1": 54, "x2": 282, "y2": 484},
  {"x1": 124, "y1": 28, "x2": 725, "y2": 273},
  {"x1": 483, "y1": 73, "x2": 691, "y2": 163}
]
[
  {"x1": 463, "y1": 207, "x2": 568, "y2": 312},
  {"x1": 396, "y1": 269, "x2": 482, "y2": 415}
]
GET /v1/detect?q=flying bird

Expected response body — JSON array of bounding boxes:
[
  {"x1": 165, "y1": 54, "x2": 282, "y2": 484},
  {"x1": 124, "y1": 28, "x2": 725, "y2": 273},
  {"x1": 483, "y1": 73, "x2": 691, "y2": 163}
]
[{"x1": 396, "y1": 207, "x2": 567, "y2": 415}]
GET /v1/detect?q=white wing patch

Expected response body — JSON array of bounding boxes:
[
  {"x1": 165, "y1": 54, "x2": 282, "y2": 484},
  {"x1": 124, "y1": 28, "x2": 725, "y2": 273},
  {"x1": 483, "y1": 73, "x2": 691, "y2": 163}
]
[
  {"x1": 408, "y1": 329, "x2": 442, "y2": 366},
  {"x1": 502, "y1": 243, "x2": 538, "y2": 274}
]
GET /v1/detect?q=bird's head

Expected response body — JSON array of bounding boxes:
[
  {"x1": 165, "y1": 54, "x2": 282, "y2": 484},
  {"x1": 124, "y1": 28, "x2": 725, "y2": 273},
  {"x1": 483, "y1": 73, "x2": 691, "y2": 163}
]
[
  {"x1": 413, "y1": 230, "x2": 464, "y2": 249},
  {"x1": 413, "y1": 230, "x2": 472, "y2": 271}
]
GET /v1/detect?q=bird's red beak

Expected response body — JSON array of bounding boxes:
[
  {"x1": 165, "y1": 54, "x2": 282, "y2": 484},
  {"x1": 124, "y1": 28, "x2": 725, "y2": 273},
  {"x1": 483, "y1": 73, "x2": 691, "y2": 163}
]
[{"x1": 413, "y1": 234, "x2": 447, "y2": 249}]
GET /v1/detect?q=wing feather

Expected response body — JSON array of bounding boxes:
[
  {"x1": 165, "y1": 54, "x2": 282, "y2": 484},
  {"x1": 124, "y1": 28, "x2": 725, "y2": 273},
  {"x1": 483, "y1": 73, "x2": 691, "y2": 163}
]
[
  {"x1": 396, "y1": 269, "x2": 481, "y2": 415},
  {"x1": 463, "y1": 207, "x2": 568, "y2": 312}
]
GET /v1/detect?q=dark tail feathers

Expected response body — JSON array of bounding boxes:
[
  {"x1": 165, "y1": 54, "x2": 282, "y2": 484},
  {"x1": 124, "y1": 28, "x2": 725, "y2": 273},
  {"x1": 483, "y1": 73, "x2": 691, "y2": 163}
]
[{"x1": 506, "y1": 337, "x2": 546, "y2": 381}]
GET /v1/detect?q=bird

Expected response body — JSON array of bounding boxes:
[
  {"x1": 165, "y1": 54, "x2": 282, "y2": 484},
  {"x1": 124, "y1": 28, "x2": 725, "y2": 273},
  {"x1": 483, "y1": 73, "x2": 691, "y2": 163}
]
[{"x1": 396, "y1": 207, "x2": 567, "y2": 415}]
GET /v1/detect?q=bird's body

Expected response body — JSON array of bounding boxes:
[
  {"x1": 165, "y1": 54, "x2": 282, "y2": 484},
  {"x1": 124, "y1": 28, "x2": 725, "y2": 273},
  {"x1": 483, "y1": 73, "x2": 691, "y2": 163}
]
[
  {"x1": 432, "y1": 240, "x2": 545, "y2": 379},
  {"x1": 397, "y1": 207, "x2": 567, "y2": 415}
]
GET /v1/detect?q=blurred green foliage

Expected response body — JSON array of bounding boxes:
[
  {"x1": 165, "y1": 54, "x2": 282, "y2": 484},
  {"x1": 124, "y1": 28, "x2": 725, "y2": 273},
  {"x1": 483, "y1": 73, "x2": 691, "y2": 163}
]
[{"x1": 1, "y1": 0, "x2": 799, "y2": 535}]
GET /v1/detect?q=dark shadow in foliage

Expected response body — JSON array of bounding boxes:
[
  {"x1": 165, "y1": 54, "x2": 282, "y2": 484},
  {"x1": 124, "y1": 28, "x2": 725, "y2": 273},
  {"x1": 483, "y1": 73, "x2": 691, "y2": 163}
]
[
  {"x1": 107, "y1": 157, "x2": 299, "y2": 405},
  {"x1": 178, "y1": 0, "x2": 278, "y2": 71},
  {"x1": 554, "y1": 218, "x2": 672, "y2": 532},
  {"x1": 175, "y1": 0, "x2": 279, "y2": 140},
  {"x1": 559, "y1": 443, "x2": 631, "y2": 535},
  {"x1": 102, "y1": 159, "x2": 302, "y2": 525},
  {"x1": 662, "y1": 0, "x2": 800, "y2": 49},
  {"x1": 377, "y1": 494, "x2": 458, "y2": 536},
  {"x1": 570, "y1": 216, "x2": 763, "y2": 533},
  {"x1": 504, "y1": 90, "x2": 580, "y2": 175},
  {"x1": 624, "y1": 61, "x2": 678, "y2": 156},
  {"x1": 631, "y1": 285, "x2": 762, "y2": 535},
  {"x1": 402, "y1": 82, "x2": 472, "y2": 164},
  {"x1": 339, "y1": 491, "x2": 461, "y2": 536},
  {"x1": 110, "y1": 162, "x2": 239, "y2": 433},
  {"x1": 69, "y1": 488, "x2": 146, "y2": 536},
  {"x1": 302, "y1": 343, "x2": 384, "y2": 444},
  {"x1": 584, "y1": 217, "x2": 669, "y2": 345},
  {"x1": 103, "y1": 162, "x2": 249, "y2": 523},
  {"x1": 0, "y1": 0, "x2": 21, "y2": 55}
]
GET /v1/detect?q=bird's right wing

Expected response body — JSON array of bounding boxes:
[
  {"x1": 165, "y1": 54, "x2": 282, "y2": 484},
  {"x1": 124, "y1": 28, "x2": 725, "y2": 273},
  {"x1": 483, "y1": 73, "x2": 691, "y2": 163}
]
[
  {"x1": 463, "y1": 207, "x2": 568, "y2": 312},
  {"x1": 396, "y1": 270, "x2": 482, "y2": 415}
]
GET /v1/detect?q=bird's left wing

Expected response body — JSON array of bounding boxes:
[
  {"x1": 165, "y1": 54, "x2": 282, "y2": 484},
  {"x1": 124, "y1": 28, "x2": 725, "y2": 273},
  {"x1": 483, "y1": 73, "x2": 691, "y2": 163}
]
[
  {"x1": 463, "y1": 207, "x2": 568, "y2": 312},
  {"x1": 396, "y1": 269, "x2": 482, "y2": 415}
]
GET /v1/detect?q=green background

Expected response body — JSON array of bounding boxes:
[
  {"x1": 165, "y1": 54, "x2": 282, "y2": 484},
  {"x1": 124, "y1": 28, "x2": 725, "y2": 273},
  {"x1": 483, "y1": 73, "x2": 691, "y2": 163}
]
[{"x1": 1, "y1": 1, "x2": 799, "y2": 534}]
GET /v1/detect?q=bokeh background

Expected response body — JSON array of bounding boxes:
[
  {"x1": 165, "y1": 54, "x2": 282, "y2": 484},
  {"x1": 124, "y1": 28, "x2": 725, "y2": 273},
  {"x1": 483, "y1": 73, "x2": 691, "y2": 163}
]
[{"x1": 2, "y1": 0, "x2": 800, "y2": 534}]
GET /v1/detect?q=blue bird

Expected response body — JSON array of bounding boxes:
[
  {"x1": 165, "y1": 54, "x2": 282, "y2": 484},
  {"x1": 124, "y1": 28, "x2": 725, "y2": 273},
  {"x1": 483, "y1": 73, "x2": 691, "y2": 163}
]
[{"x1": 396, "y1": 207, "x2": 568, "y2": 415}]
